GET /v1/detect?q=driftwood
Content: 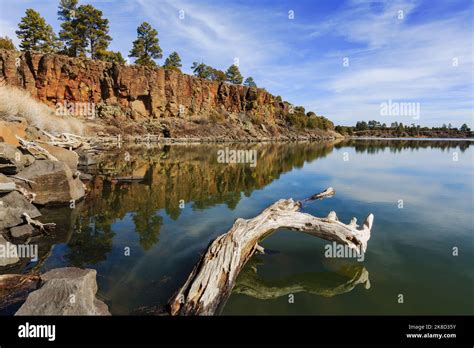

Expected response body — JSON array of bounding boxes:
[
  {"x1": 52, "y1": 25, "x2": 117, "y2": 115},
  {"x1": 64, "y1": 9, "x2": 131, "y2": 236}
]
[
  {"x1": 22, "y1": 213, "x2": 56, "y2": 234},
  {"x1": 10, "y1": 176, "x2": 36, "y2": 184},
  {"x1": 169, "y1": 187, "x2": 374, "y2": 316},
  {"x1": 15, "y1": 186, "x2": 36, "y2": 203},
  {"x1": 16, "y1": 136, "x2": 58, "y2": 161},
  {"x1": 0, "y1": 182, "x2": 36, "y2": 202},
  {"x1": 38, "y1": 130, "x2": 87, "y2": 150}
]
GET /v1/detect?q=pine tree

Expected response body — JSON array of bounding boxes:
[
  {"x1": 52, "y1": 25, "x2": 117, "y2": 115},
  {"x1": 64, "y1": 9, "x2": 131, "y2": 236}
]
[
  {"x1": 58, "y1": 0, "x2": 82, "y2": 57},
  {"x1": 191, "y1": 62, "x2": 209, "y2": 78},
  {"x1": 0, "y1": 36, "x2": 16, "y2": 50},
  {"x1": 74, "y1": 4, "x2": 111, "y2": 59},
  {"x1": 460, "y1": 123, "x2": 470, "y2": 133},
  {"x1": 16, "y1": 9, "x2": 60, "y2": 52},
  {"x1": 163, "y1": 51, "x2": 182, "y2": 71},
  {"x1": 244, "y1": 76, "x2": 256, "y2": 87},
  {"x1": 97, "y1": 50, "x2": 126, "y2": 64},
  {"x1": 225, "y1": 64, "x2": 243, "y2": 84},
  {"x1": 129, "y1": 22, "x2": 162, "y2": 67}
]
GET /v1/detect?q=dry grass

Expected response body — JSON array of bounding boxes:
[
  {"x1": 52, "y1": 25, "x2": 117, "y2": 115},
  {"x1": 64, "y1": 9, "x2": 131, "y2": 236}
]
[{"x1": 0, "y1": 86, "x2": 84, "y2": 135}]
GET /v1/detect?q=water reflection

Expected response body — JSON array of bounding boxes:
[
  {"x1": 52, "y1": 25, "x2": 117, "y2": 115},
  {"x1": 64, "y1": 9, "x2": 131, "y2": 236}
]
[
  {"x1": 1, "y1": 139, "x2": 471, "y2": 315},
  {"x1": 72, "y1": 142, "x2": 336, "y2": 253},
  {"x1": 233, "y1": 258, "x2": 370, "y2": 300}
]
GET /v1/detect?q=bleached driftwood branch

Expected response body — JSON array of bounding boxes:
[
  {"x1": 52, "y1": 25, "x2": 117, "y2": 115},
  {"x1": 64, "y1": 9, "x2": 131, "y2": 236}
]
[
  {"x1": 38, "y1": 130, "x2": 87, "y2": 150},
  {"x1": 22, "y1": 213, "x2": 56, "y2": 234},
  {"x1": 16, "y1": 136, "x2": 58, "y2": 161},
  {"x1": 169, "y1": 187, "x2": 374, "y2": 316}
]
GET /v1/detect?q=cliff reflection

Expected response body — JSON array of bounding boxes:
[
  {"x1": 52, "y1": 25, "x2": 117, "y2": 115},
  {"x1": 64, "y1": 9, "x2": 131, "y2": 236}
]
[
  {"x1": 70, "y1": 142, "x2": 336, "y2": 256},
  {"x1": 40, "y1": 139, "x2": 472, "y2": 266}
]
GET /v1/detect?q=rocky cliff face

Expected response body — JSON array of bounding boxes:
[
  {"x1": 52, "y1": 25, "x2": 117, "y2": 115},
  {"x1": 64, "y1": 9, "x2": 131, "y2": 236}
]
[
  {"x1": 0, "y1": 50, "x2": 282, "y2": 119},
  {"x1": 0, "y1": 49, "x2": 334, "y2": 140}
]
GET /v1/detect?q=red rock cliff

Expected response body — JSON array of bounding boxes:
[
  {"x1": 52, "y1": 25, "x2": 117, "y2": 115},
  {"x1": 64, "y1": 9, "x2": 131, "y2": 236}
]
[{"x1": 0, "y1": 50, "x2": 287, "y2": 121}]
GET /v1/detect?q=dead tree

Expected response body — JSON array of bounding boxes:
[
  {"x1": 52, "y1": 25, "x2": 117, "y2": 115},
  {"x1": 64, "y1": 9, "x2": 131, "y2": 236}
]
[{"x1": 169, "y1": 187, "x2": 374, "y2": 315}]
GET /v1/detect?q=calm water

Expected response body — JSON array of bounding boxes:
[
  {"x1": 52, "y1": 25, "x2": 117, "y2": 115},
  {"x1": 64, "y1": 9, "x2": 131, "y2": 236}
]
[{"x1": 3, "y1": 139, "x2": 473, "y2": 315}]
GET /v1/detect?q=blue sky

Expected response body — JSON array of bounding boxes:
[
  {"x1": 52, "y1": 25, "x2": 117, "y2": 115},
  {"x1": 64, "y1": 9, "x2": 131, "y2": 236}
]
[{"x1": 0, "y1": 0, "x2": 472, "y2": 126}]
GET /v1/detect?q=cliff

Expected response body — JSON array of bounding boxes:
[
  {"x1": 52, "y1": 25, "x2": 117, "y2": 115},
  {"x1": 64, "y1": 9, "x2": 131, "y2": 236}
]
[{"x1": 0, "y1": 50, "x2": 335, "y2": 140}]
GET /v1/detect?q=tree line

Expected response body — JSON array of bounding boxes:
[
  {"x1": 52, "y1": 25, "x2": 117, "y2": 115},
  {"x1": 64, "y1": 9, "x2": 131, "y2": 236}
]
[
  {"x1": 0, "y1": 0, "x2": 257, "y2": 87},
  {"x1": 335, "y1": 120, "x2": 472, "y2": 137}
]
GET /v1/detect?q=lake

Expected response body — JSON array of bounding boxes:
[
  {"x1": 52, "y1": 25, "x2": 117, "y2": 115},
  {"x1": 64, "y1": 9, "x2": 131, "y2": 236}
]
[{"x1": 3, "y1": 139, "x2": 473, "y2": 315}]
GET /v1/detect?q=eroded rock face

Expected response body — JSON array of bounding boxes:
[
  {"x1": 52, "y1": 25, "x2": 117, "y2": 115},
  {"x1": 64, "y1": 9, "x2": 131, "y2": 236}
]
[
  {"x1": 15, "y1": 267, "x2": 110, "y2": 315},
  {"x1": 15, "y1": 160, "x2": 85, "y2": 205},
  {"x1": 0, "y1": 50, "x2": 286, "y2": 123}
]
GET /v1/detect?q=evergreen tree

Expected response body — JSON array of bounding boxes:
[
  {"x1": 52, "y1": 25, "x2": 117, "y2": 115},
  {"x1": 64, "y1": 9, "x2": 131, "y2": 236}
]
[
  {"x1": 191, "y1": 62, "x2": 210, "y2": 79},
  {"x1": 163, "y1": 51, "x2": 182, "y2": 71},
  {"x1": 225, "y1": 64, "x2": 243, "y2": 84},
  {"x1": 0, "y1": 36, "x2": 16, "y2": 50},
  {"x1": 58, "y1": 0, "x2": 82, "y2": 56},
  {"x1": 16, "y1": 9, "x2": 60, "y2": 52},
  {"x1": 97, "y1": 50, "x2": 126, "y2": 64},
  {"x1": 191, "y1": 62, "x2": 226, "y2": 82},
  {"x1": 460, "y1": 123, "x2": 470, "y2": 133},
  {"x1": 244, "y1": 76, "x2": 256, "y2": 87},
  {"x1": 75, "y1": 4, "x2": 111, "y2": 59},
  {"x1": 129, "y1": 22, "x2": 162, "y2": 67},
  {"x1": 209, "y1": 68, "x2": 226, "y2": 82}
]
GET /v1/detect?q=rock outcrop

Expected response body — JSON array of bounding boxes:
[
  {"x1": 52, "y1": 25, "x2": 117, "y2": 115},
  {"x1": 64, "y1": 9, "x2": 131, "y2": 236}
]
[
  {"x1": 0, "y1": 191, "x2": 41, "y2": 230},
  {"x1": 0, "y1": 49, "x2": 336, "y2": 140},
  {"x1": 15, "y1": 267, "x2": 110, "y2": 315},
  {"x1": 0, "y1": 50, "x2": 283, "y2": 121},
  {"x1": 15, "y1": 160, "x2": 85, "y2": 206}
]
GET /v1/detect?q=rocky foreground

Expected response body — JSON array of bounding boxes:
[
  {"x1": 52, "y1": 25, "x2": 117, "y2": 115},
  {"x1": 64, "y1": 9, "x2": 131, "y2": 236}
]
[{"x1": 0, "y1": 116, "x2": 112, "y2": 314}]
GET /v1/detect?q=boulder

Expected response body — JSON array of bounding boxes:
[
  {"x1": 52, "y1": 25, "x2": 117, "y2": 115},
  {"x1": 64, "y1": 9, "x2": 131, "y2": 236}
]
[
  {"x1": 77, "y1": 150, "x2": 97, "y2": 167},
  {"x1": 15, "y1": 267, "x2": 111, "y2": 315},
  {"x1": 0, "y1": 191, "x2": 41, "y2": 230},
  {"x1": 0, "y1": 120, "x2": 27, "y2": 146},
  {"x1": 0, "y1": 143, "x2": 28, "y2": 175},
  {"x1": 0, "y1": 235, "x2": 19, "y2": 267},
  {"x1": 9, "y1": 224, "x2": 35, "y2": 240},
  {"x1": 40, "y1": 143, "x2": 79, "y2": 171},
  {"x1": 15, "y1": 160, "x2": 85, "y2": 205},
  {"x1": 0, "y1": 173, "x2": 15, "y2": 193}
]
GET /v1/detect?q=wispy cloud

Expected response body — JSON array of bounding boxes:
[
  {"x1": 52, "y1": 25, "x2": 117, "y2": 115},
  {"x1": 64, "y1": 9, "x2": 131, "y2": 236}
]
[
  {"x1": 0, "y1": 0, "x2": 472, "y2": 126},
  {"x1": 133, "y1": 0, "x2": 284, "y2": 75}
]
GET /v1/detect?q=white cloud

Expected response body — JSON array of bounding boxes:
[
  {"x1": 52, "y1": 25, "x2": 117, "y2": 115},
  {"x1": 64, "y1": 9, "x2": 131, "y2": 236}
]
[
  {"x1": 292, "y1": 0, "x2": 473, "y2": 126},
  {"x1": 134, "y1": 0, "x2": 284, "y2": 74}
]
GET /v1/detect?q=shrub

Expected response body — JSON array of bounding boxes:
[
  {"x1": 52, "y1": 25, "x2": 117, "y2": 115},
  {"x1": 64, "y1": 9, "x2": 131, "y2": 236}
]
[{"x1": 0, "y1": 86, "x2": 84, "y2": 135}]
